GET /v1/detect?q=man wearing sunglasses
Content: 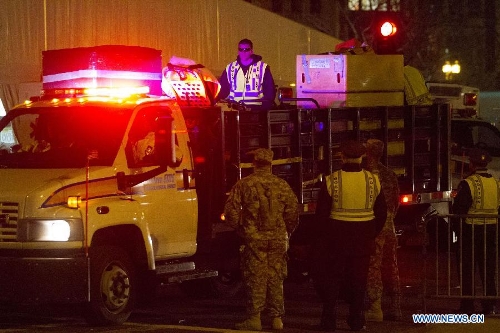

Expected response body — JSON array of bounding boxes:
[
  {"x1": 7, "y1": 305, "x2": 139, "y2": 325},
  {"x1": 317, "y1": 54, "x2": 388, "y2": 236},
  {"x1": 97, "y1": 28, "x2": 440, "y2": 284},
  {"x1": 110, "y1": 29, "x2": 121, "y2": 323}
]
[{"x1": 218, "y1": 38, "x2": 276, "y2": 109}]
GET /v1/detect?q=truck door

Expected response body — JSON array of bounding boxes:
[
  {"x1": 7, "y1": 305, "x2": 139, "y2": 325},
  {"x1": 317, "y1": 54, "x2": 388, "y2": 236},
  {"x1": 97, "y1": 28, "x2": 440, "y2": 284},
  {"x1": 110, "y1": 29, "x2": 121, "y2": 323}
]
[{"x1": 125, "y1": 106, "x2": 197, "y2": 259}]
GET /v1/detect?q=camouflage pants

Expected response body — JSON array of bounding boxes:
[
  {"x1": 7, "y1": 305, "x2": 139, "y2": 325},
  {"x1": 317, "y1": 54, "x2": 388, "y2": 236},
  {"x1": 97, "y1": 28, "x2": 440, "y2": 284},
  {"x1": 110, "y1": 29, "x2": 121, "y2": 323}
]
[
  {"x1": 366, "y1": 227, "x2": 401, "y2": 304},
  {"x1": 241, "y1": 239, "x2": 288, "y2": 317}
]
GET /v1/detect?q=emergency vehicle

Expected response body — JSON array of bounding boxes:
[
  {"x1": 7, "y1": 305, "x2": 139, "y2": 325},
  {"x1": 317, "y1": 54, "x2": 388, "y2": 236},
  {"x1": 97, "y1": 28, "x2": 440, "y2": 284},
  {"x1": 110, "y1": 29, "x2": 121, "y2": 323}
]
[
  {"x1": 426, "y1": 83, "x2": 480, "y2": 187},
  {"x1": 424, "y1": 83, "x2": 500, "y2": 188},
  {"x1": 426, "y1": 82, "x2": 479, "y2": 118},
  {"x1": 0, "y1": 45, "x2": 453, "y2": 325}
]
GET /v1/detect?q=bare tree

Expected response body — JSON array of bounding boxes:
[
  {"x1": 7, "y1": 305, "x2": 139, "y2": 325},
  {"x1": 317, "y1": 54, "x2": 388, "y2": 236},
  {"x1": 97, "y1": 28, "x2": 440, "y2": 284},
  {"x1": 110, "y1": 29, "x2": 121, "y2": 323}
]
[{"x1": 340, "y1": 0, "x2": 499, "y2": 90}]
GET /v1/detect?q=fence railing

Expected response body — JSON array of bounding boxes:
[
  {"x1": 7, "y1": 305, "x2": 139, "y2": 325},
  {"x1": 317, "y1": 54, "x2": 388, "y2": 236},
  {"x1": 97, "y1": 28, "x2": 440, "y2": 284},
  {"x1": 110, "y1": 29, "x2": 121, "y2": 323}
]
[{"x1": 422, "y1": 213, "x2": 500, "y2": 313}]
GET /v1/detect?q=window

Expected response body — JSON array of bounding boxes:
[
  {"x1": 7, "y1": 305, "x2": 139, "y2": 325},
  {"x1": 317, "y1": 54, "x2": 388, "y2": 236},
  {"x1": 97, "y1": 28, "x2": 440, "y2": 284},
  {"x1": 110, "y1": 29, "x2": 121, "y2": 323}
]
[
  {"x1": 471, "y1": 124, "x2": 500, "y2": 156},
  {"x1": 126, "y1": 109, "x2": 160, "y2": 167},
  {"x1": 452, "y1": 121, "x2": 500, "y2": 157},
  {"x1": 348, "y1": 0, "x2": 400, "y2": 11},
  {"x1": 0, "y1": 107, "x2": 132, "y2": 168}
]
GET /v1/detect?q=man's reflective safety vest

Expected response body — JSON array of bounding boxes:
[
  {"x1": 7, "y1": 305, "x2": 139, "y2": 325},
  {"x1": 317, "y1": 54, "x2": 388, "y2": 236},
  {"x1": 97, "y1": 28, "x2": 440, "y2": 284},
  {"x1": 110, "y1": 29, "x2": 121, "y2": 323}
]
[
  {"x1": 326, "y1": 169, "x2": 380, "y2": 221},
  {"x1": 226, "y1": 60, "x2": 266, "y2": 105},
  {"x1": 465, "y1": 174, "x2": 500, "y2": 225}
]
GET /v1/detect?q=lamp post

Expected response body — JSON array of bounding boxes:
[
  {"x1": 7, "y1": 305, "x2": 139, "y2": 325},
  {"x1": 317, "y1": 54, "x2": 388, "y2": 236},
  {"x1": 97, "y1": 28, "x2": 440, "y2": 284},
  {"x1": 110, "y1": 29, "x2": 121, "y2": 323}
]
[{"x1": 442, "y1": 60, "x2": 461, "y2": 80}]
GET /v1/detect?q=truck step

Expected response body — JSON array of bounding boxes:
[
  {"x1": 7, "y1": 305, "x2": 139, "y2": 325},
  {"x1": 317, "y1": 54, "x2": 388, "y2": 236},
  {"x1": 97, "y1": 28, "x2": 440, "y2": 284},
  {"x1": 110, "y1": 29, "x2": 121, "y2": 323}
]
[
  {"x1": 155, "y1": 261, "x2": 218, "y2": 284},
  {"x1": 155, "y1": 261, "x2": 195, "y2": 275},
  {"x1": 158, "y1": 269, "x2": 218, "y2": 284}
]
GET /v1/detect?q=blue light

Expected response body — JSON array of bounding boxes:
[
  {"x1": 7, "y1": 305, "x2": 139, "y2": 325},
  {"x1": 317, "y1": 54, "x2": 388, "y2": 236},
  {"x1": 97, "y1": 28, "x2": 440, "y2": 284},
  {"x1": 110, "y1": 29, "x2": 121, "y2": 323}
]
[{"x1": 315, "y1": 122, "x2": 324, "y2": 132}]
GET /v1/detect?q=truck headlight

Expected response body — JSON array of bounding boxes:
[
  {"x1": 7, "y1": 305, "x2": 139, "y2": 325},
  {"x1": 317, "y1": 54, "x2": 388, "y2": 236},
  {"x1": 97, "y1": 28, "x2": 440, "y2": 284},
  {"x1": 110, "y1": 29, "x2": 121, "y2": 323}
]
[{"x1": 17, "y1": 218, "x2": 84, "y2": 242}]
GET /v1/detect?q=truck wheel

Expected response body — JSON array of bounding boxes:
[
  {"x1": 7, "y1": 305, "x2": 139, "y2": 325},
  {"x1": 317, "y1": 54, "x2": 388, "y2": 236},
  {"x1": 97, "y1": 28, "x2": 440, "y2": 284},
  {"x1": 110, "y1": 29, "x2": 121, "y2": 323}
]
[
  {"x1": 84, "y1": 246, "x2": 137, "y2": 325},
  {"x1": 209, "y1": 269, "x2": 242, "y2": 298}
]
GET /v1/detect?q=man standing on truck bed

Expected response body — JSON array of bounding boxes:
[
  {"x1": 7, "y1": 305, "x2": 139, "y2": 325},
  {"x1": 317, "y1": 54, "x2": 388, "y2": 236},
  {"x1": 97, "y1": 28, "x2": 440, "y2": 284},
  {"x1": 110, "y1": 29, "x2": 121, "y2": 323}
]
[
  {"x1": 311, "y1": 140, "x2": 386, "y2": 331},
  {"x1": 224, "y1": 148, "x2": 299, "y2": 331},
  {"x1": 217, "y1": 38, "x2": 276, "y2": 109}
]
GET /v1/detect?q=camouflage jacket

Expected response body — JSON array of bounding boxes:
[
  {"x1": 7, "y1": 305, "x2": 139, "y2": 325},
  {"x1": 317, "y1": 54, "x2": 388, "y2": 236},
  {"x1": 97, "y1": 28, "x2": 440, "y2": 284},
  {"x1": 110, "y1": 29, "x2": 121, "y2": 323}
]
[
  {"x1": 224, "y1": 167, "x2": 299, "y2": 242},
  {"x1": 372, "y1": 162, "x2": 399, "y2": 216}
]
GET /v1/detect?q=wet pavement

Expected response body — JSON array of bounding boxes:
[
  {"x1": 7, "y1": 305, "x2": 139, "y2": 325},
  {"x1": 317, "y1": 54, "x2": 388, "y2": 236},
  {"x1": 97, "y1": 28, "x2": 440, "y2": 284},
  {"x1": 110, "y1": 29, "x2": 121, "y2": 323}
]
[{"x1": 1, "y1": 247, "x2": 500, "y2": 332}]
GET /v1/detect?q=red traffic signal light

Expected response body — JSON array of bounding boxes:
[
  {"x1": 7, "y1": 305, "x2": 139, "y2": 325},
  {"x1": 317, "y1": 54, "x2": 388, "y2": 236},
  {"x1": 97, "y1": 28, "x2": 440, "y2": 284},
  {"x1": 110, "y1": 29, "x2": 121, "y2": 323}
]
[
  {"x1": 373, "y1": 17, "x2": 401, "y2": 54},
  {"x1": 380, "y1": 21, "x2": 397, "y2": 37}
]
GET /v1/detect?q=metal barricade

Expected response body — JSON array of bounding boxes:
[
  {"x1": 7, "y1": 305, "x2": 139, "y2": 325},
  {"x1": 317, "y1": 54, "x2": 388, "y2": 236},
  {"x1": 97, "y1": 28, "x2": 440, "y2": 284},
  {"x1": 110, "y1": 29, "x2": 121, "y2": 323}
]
[{"x1": 422, "y1": 213, "x2": 500, "y2": 313}]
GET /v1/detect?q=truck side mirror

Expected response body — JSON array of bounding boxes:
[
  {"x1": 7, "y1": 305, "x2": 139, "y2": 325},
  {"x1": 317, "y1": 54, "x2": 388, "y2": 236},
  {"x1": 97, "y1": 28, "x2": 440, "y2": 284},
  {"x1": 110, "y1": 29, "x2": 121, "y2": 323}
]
[
  {"x1": 116, "y1": 171, "x2": 128, "y2": 193},
  {"x1": 155, "y1": 115, "x2": 176, "y2": 167}
]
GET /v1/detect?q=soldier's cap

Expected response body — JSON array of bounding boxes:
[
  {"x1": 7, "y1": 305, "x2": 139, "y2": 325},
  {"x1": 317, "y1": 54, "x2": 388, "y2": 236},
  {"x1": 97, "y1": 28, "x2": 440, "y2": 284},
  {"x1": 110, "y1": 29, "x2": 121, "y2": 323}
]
[
  {"x1": 365, "y1": 139, "x2": 385, "y2": 157},
  {"x1": 468, "y1": 148, "x2": 492, "y2": 166},
  {"x1": 341, "y1": 140, "x2": 366, "y2": 159},
  {"x1": 247, "y1": 148, "x2": 273, "y2": 163}
]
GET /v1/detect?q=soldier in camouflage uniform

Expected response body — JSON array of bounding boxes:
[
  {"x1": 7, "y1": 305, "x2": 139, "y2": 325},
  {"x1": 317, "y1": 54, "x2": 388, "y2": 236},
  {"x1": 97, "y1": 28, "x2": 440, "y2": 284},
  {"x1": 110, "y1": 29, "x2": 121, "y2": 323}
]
[
  {"x1": 224, "y1": 148, "x2": 299, "y2": 331},
  {"x1": 363, "y1": 139, "x2": 402, "y2": 321}
]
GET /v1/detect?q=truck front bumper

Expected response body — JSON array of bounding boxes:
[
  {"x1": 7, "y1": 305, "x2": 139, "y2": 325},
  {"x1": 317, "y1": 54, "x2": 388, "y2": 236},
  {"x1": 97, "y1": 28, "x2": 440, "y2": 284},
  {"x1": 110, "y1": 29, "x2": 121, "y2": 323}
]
[{"x1": 0, "y1": 249, "x2": 88, "y2": 304}]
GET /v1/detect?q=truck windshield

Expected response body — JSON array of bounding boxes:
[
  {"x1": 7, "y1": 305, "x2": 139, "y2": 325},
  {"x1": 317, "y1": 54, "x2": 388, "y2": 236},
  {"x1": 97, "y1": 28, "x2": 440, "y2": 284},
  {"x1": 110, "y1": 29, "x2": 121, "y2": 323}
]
[
  {"x1": 452, "y1": 120, "x2": 500, "y2": 157},
  {"x1": 0, "y1": 105, "x2": 133, "y2": 168}
]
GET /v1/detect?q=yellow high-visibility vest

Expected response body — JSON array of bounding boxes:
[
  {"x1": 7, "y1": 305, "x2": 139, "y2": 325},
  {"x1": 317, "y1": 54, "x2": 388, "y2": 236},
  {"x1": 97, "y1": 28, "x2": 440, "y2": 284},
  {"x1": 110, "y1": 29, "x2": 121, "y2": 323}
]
[
  {"x1": 226, "y1": 60, "x2": 266, "y2": 104},
  {"x1": 326, "y1": 170, "x2": 380, "y2": 221},
  {"x1": 465, "y1": 174, "x2": 500, "y2": 225}
]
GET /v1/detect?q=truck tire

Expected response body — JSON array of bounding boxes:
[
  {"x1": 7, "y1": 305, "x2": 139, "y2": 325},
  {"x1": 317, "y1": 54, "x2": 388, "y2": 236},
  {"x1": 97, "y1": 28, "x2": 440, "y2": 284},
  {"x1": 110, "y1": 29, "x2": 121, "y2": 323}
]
[
  {"x1": 84, "y1": 246, "x2": 137, "y2": 325},
  {"x1": 209, "y1": 268, "x2": 242, "y2": 298}
]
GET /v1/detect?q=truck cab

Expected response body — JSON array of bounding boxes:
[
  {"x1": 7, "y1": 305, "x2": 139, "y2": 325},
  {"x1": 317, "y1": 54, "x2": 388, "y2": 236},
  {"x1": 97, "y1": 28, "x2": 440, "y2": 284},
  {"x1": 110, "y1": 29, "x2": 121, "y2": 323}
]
[
  {"x1": 451, "y1": 117, "x2": 500, "y2": 187},
  {"x1": 424, "y1": 82, "x2": 499, "y2": 188},
  {"x1": 0, "y1": 45, "x2": 246, "y2": 326},
  {"x1": 0, "y1": 87, "x2": 212, "y2": 323}
]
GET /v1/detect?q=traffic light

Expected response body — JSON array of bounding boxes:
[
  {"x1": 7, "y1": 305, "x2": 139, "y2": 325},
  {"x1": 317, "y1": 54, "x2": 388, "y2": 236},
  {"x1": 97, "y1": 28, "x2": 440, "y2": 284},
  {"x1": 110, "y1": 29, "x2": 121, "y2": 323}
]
[
  {"x1": 372, "y1": 17, "x2": 402, "y2": 55},
  {"x1": 380, "y1": 21, "x2": 397, "y2": 38}
]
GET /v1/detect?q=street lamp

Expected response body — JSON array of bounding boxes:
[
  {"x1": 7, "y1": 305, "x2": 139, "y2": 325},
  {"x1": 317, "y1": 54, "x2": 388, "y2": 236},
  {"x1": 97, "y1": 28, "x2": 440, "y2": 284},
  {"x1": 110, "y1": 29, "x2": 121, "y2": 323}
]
[{"x1": 442, "y1": 60, "x2": 461, "y2": 80}]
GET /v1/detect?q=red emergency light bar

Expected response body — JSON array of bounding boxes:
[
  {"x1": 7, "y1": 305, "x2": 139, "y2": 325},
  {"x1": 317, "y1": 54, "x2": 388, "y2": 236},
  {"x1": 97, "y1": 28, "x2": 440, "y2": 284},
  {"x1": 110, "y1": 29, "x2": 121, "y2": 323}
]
[
  {"x1": 40, "y1": 86, "x2": 150, "y2": 99},
  {"x1": 42, "y1": 46, "x2": 163, "y2": 95}
]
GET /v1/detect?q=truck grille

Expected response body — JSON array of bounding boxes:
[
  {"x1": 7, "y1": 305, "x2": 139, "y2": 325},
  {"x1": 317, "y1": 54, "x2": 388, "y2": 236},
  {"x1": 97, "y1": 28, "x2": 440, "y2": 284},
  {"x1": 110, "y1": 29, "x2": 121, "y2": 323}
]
[{"x1": 0, "y1": 202, "x2": 19, "y2": 242}]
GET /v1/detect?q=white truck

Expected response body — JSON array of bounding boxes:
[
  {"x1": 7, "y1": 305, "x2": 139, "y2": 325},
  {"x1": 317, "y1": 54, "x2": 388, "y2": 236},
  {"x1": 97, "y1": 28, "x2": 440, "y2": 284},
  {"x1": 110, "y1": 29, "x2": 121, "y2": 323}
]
[
  {"x1": 426, "y1": 82, "x2": 479, "y2": 118},
  {"x1": 0, "y1": 46, "x2": 453, "y2": 325},
  {"x1": 425, "y1": 82, "x2": 500, "y2": 187},
  {"x1": 0, "y1": 46, "x2": 235, "y2": 325}
]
